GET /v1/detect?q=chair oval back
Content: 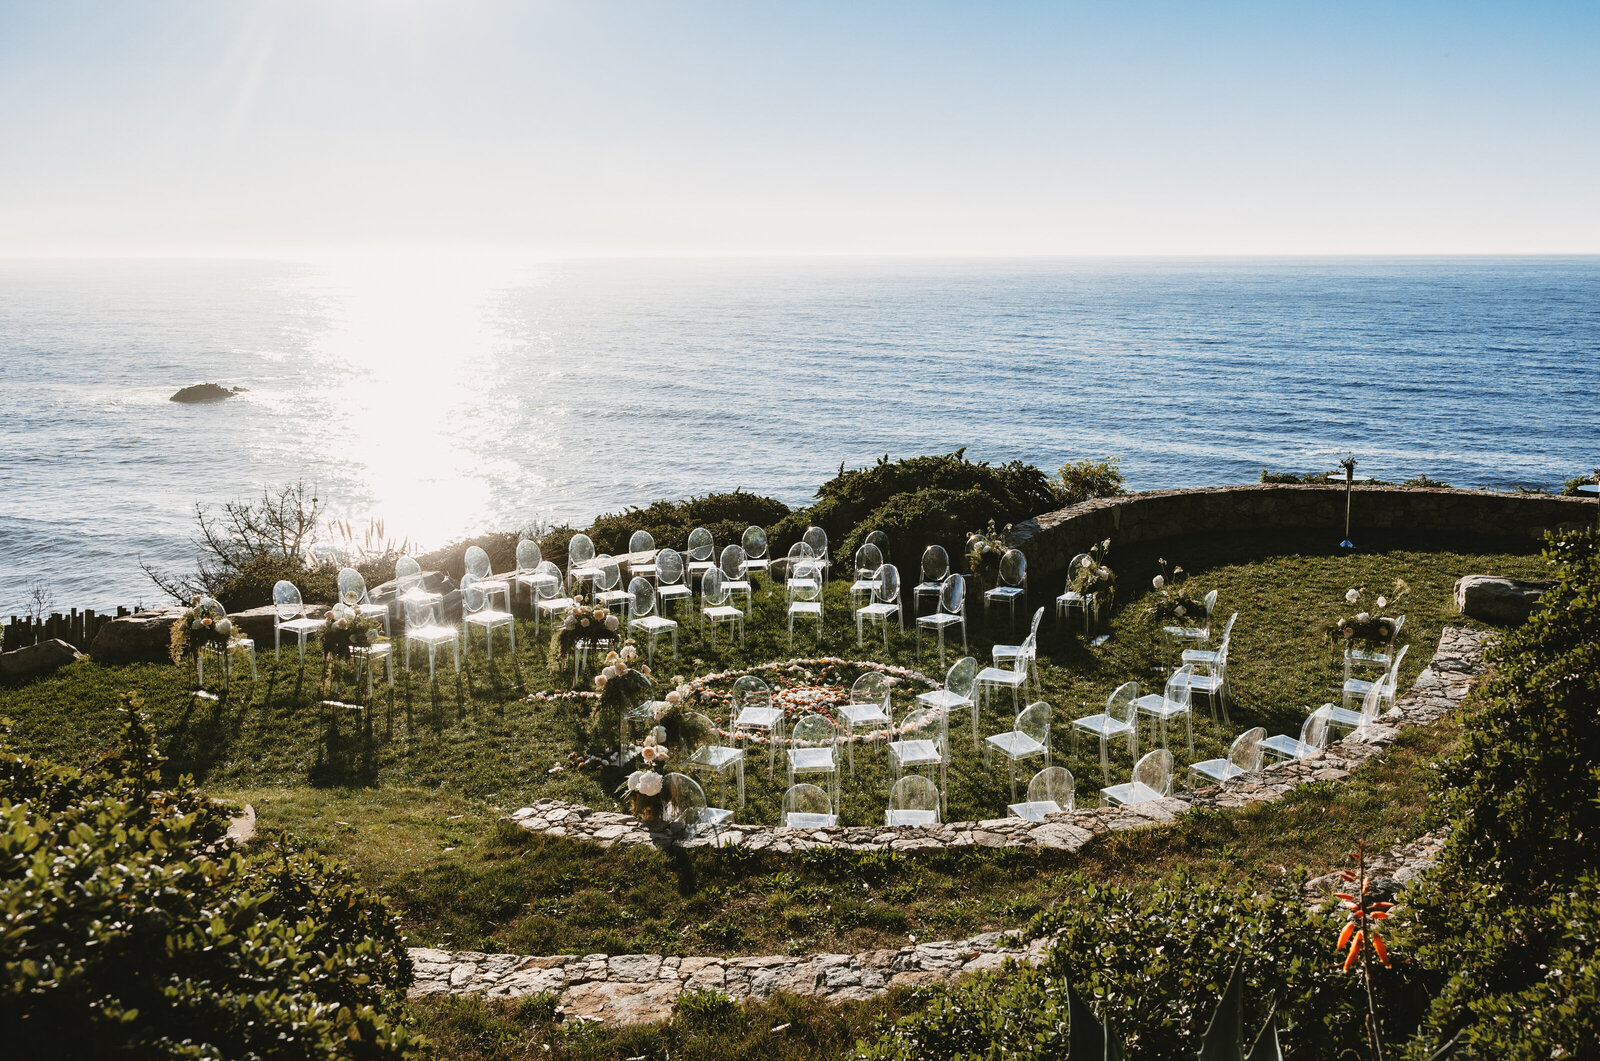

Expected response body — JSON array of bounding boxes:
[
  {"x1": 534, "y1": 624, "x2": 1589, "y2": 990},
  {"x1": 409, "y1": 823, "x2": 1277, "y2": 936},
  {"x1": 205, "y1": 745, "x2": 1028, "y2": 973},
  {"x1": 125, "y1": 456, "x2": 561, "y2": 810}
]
[
  {"x1": 897, "y1": 707, "x2": 945, "y2": 752},
  {"x1": 783, "y1": 783, "x2": 832, "y2": 819},
  {"x1": 1164, "y1": 664, "x2": 1194, "y2": 706},
  {"x1": 787, "y1": 541, "x2": 815, "y2": 563},
  {"x1": 921, "y1": 545, "x2": 949, "y2": 583},
  {"x1": 686, "y1": 527, "x2": 714, "y2": 562},
  {"x1": 742, "y1": 525, "x2": 768, "y2": 560},
  {"x1": 1390, "y1": 614, "x2": 1406, "y2": 640},
  {"x1": 568, "y1": 533, "x2": 596, "y2": 567},
  {"x1": 679, "y1": 711, "x2": 721, "y2": 758},
  {"x1": 1230, "y1": 726, "x2": 1267, "y2": 772},
  {"x1": 701, "y1": 568, "x2": 728, "y2": 606},
  {"x1": 1108, "y1": 681, "x2": 1140, "y2": 725},
  {"x1": 732, "y1": 674, "x2": 772, "y2": 713},
  {"x1": 1360, "y1": 670, "x2": 1385, "y2": 721},
  {"x1": 628, "y1": 530, "x2": 656, "y2": 555},
  {"x1": 337, "y1": 567, "x2": 368, "y2": 606},
  {"x1": 516, "y1": 538, "x2": 541, "y2": 572},
  {"x1": 1218, "y1": 611, "x2": 1239, "y2": 644},
  {"x1": 656, "y1": 548, "x2": 685, "y2": 586},
  {"x1": 1132, "y1": 749, "x2": 1174, "y2": 796},
  {"x1": 889, "y1": 774, "x2": 940, "y2": 817},
  {"x1": 1027, "y1": 766, "x2": 1075, "y2": 812},
  {"x1": 789, "y1": 713, "x2": 838, "y2": 760},
  {"x1": 719, "y1": 544, "x2": 747, "y2": 580},
  {"x1": 1013, "y1": 632, "x2": 1036, "y2": 676},
  {"x1": 791, "y1": 561, "x2": 822, "y2": 601},
  {"x1": 939, "y1": 573, "x2": 966, "y2": 615},
  {"x1": 873, "y1": 563, "x2": 900, "y2": 605},
  {"x1": 850, "y1": 671, "x2": 892, "y2": 709},
  {"x1": 404, "y1": 595, "x2": 442, "y2": 630},
  {"x1": 1027, "y1": 605, "x2": 1044, "y2": 641},
  {"x1": 617, "y1": 669, "x2": 655, "y2": 716},
  {"x1": 1302, "y1": 706, "x2": 1334, "y2": 750},
  {"x1": 593, "y1": 555, "x2": 621, "y2": 592},
  {"x1": 1017, "y1": 701, "x2": 1051, "y2": 744},
  {"x1": 395, "y1": 556, "x2": 423, "y2": 592},
  {"x1": 628, "y1": 577, "x2": 656, "y2": 618},
  {"x1": 864, "y1": 529, "x2": 889, "y2": 560},
  {"x1": 802, "y1": 525, "x2": 828, "y2": 560},
  {"x1": 198, "y1": 596, "x2": 228, "y2": 622},
  {"x1": 998, "y1": 548, "x2": 1026, "y2": 588},
  {"x1": 855, "y1": 543, "x2": 883, "y2": 576},
  {"x1": 946, "y1": 656, "x2": 980, "y2": 699},
  {"x1": 464, "y1": 546, "x2": 492, "y2": 579},
  {"x1": 531, "y1": 561, "x2": 563, "y2": 600},
  {"x1": 461, "y1": 573, "x2": 489, "y2": 615},
  {"x1": 1066, "y1": 553, "x2": 1089, "y2": 578},
  {"x1": 663, "y1": 772, "x2": 710, "y2": 828},
  {"x1": 272, "y1": 580, "x2": 305, "y2": 621},
  {"x1": 1202, "y1": 589, "x2": 1219, "y2": 618},
  {"x1": 1387, "y1": 643, "x2": 1410, "y2": 690}
]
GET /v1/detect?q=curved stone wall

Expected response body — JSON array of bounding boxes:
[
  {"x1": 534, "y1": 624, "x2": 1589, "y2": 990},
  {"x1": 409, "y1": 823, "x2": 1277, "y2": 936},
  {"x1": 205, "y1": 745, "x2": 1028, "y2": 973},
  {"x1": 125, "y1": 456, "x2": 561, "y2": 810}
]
[{"x1": 1008, "y1": 485, "x2": 1595, "y2": 575}]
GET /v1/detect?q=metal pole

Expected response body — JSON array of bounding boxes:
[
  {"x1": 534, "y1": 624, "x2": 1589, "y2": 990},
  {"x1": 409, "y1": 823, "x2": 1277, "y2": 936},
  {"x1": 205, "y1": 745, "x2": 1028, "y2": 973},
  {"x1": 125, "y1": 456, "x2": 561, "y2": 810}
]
[{"x1": 1340, "y1": 456, "x2": 1357, "y2": 551}]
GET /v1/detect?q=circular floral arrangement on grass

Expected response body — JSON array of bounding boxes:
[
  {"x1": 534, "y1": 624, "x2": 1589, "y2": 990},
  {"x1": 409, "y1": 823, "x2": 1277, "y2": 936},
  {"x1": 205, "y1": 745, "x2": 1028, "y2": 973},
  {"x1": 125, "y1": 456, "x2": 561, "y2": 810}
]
[{"x1": 676, "y1": 657, "x2": 940, "y2": 730}]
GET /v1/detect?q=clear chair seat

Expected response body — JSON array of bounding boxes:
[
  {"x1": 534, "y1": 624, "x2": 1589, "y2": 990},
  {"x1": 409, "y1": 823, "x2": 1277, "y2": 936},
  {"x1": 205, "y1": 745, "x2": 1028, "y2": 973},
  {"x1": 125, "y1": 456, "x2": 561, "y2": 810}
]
[
  {"x1": 783, "y1": 812, "x2": 838, "y2": 829},
  {"x1": 465, "y1": 607, "x2": 513, "y2": 626},
  {"x1": 1346, "y1": 646, "x2": 1392, "y2": 665},
  {"x1": 350, "y1": 641, "x2": 393, "y2": 659},
  {"x1": 1182, "y1": 672, "x2": 1224, "y2": 695},
  {"x1": 1260, "y1": 734, "x2": 1320, "y2": 760},
  {"x1": 690, "y1": 806, "x2": 736, "y2": 830},
  {"x1": 409, "y1": 625, "x2": 458, "y2": 645},
  {"x1": 858, "y1": 602, "x2": 898, "y2": 618},
  {"x1": 976, "y1": 665, "x2": 1027, "y2": 687},
  {"x1": 689, "y1": 745, "x2": 746, "y2": 770},
  {"x1": 703, "y1": 605, "x2": 743, "y2": 620},
  {"x1": 1056, "y1": 590, "x2": 1083, "y2": 604},
  {"x1": 886, "y1": 809, "x2": 939, "y2": 826},
  {"x1": 1189, "y1": 759, "x2": 1246, "y2": 785},
  {"x1": 735, "y1": 705, "x2": 782, "y2": 729},
  {"x1": 279, "y1": 616, "x2": 322, "y2": 634},
  {"x1": 1101, "y1": 781, "x2": 1167, "y2": 806},
  {"x1": 1163, "y1": 624, "x2": 1207, "y2": 639},
  {"x1": 986, "y1": 586, "x2": 1026, "y2": 600},
  {"x1": 851, "y1": 578, "x2": 881, "y2": 594},
  {"x1": 919, "y1": 613, "x2": 964, "y2": 630},
  {"x1": 916, "y1": 689, "x2": 971, "y2": 711},
  {"x1": 888, "y1": 738, "x2": 941, "y2": 766},
  {"x1": 1073, "y1": 714, "x2": 1132, "y2": 738},
  {"x1": 789, "y1": 601, "x2": 823, "y2": 616},
  {"x1": 985, "y1": 732, "x2": 1046, "y2": 758},
  {"x1": 1182, "y1": 646, "x2": 1220, "y2": 665},
  {"x1": 1342, "y1": 677, "x2": 1380, "y2": 698},
  {"x1": 1133, "y1": 693, "x2": 1188, "y2": 720},
  {"x1": 788, "y1": 747, "x2": 837, "y2": 772},
  {"x1": 536, "y1": 595, "x2": 576, "y2": 613},
  {"x1": 400, "y1": 587, "x2": 444, "y2": 605},
  {"x1": 1006, "y1": 799, "x2": 1063, "y2": 821},
  {"x1": 658, "y1": 584, "x2": 693, "y2": 601},
  {"x1": 1324, "y1": 705, "x2": 1369, "y2": 730},
  {"x1": 838, "y1": 702, "x2": 891, "y2": 725},
  {"x1": 633, "y1": 615, "x2": 677, "y2": 632}
]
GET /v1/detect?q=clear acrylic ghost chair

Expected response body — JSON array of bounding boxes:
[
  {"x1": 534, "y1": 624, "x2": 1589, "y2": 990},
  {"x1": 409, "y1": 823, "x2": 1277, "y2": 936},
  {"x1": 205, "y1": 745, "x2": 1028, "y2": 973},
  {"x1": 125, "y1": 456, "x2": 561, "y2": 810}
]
[
  {"x1": 403, "y1": 595, "x2": 460, "y2": 679},
  {"x1": 272, "y1": 581, "x2": 323, "y2": 660},
  {"x1": 464, "y1": 545, "x2": 511, "y2": 612},
  {"x1": 802, "y1": 525, "x2": 830, "y2": 585},
  {"x1": 663, "y1": 772, "x2": 734, "y2": 842},
  {"x1": 337, "y1": 567, "x2": 391, "y2": 636},
  {"x1": 864, "y1": 530, "x2": 890, "y2": 566},
  {"x1": 681, "y1": 710, "x2": 747, "y2": 809},
  {"x1": 1163, "y1": 589, "x2": 1219, "y2": 647},
  {"x1": 732, "y1": 674, "x2": 783, "y2": 778},
  {"x1": 1345, "y1": 614, "x2": 1405, "y2": 679},
  {"x1": 530, "y1": 560, "x2": 575, "y2": 636},
  {"x1": 917, "y1": 656, "x2": 980, "y2": 750},
  {"x1": 786, "y1": 712, "x2": 841, "y2": 808},
  {"x1": 984, "y1": 549, "x2": 1028, "y2": 634},
  {"x1": 991, "y1": 605, "x2": 1044, "y2": 689},
  {"x1": 781, "y1": 783, "x2": 838, "y2": 829},
  {"x1": 654, "y1": 547, "x2": 694, "y2": 619},
  {"x1": 976, "y1": 631, "x2": 1035, "y2": 724},
  {"x1": 617, "y1": 669, "x2": 662, "y2": 751},
  {"x1": 513, "y1": 539, "x2": 557, "y2": 605},
  {"x1": 838, "y1": 670, "x2": 893, "y2": 776},
  {"x1": 1327, "y1": 667, "x2": 1389, "y2": 737},
  {"x1": 1260, "y1": 705, "x2": 1335, "y2": 761},
  {"x1": 914, "y1": 545, "x2": 950, "y2": 616},
  {"x1": 1100, "y1": 748, "x2": 1174, "y2": 807},
  {"x1": 784, "y1": 541, "x2": 818, "y2": 601},
  {"x1": 787, "y1": 560, "x2": 824, "y2": 649},
  {"x1": 685, "y1": 527, "x2": 715, "y2": 582},
  {"x1": 627, "y1": 530, "x2": 659, "y2": 583},
  {"x1": 887, "y1": 707, "x2": 949, "y2": 813},
  {"x1": 461, "y1": 574, "x2": 515, "y2": 661},
  {"x1": 1189, "y1": 726, "x2": 1266, "y2": 790},
  {"x1": 1182, "y1": 612, "x2": 1237, "y2": 671},
  {"x1": 626, "y1": 577, "x2": 678, "y2": 663},
  {"x1": 719, "y1": 544, "x2": 753, "y2": 611},
  {"x1": 1133, "y1": 664, "x2": 1195, "y2": 757},
  {"x1": 850, "y1": 543, "x2": 884, "y2": 609},
  {"x1": 567, "y1": 533, "x2": 598, "y2": 595},
  {"x1": 1055, "y1": 553, "x2": 1091, "y2": 625},
  {"x1": 986, "y1": 701, "x2": 1053, "y2": 801},
  {"x1": 195, "y1": 596, "x2": 257, "y2": 690},
  {"x1": 886, "y1": 774, "x2": 941, "y2": 827},
  {"x1": 855, "y1": 564, "x2": 903, "y2": 648},
  {"x1": 394, "y1": 555, "x2": 440, "y2": 606},
  {"x1": 329, "y1": 602, "x2": 393, "y2": 698},
  {"x1": 741, "y1": 526, "x2": 771, "y2": 588},
  {"x1": 1342, "y1": 643, "x2": 1409, "y2": 714},
  {"x1": 591, "y1": 554, "x2": 631, "y2": 613},
  {"x1": 1008, "y1": 766, "x2": 1075, "y2": 821},
  {"x1": 699, "y1": 569, "x2": 745, "y2": 646},
  {"x1": 1181, "y1": 629, "x2": 1234, "y2": 724},
  {"x1": 1071, "y1": 681, "x2": 1139, "y2": 784},
  {"x1": 916, "y1": 573, "x2": 969, "y2": 668}
]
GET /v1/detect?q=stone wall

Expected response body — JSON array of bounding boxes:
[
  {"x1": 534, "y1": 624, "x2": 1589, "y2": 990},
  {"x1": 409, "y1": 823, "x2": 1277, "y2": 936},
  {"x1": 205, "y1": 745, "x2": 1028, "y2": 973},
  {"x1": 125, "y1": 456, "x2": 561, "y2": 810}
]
[{"x1": 1009, "y1": 485, "x2": 1594, "y2": 576}]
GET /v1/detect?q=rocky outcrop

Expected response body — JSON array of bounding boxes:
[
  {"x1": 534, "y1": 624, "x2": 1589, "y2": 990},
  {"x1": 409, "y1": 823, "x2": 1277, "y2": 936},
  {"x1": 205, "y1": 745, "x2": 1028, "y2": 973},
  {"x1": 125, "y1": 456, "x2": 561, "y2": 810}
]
[
  {"x1": 170, "y1": 383, "x2": 244, "y2": 403},
  {"x1": 88, "y1": 608, "x2": 184, "y2": 663},
  {"x1": 1454, "y1": 575, "x2": 1552, "y2": 625},
  {"x1": 0, "y1": 638, "x2": 86, "y2": 680}
]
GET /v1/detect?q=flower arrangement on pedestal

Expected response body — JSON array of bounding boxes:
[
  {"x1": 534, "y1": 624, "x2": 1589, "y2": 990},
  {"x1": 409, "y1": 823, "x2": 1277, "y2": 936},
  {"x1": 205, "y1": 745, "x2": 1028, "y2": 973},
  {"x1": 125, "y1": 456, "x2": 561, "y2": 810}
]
[
  {"x1": 169, "y1": 598, "x2": 239, "y2": 665},
  {"x1": 588, "y1": 641, "x2": 654, "y2": 742},
  {"x1": 1070, "y1": 538, "x2": 1116, "y2": 600},
  {"x1": 1324, "y1": 580, "x2": 1409, "y2": 646},
  {"x1": 1143, "y1": 557, "x2": 1208, "y2": 622},
  {"x1": 965, "y1": 521, "x2": 1011, "y2": 590},
  {"x1": 551, "y1": 601, "x2": 621, "y2": 670},
  {"x1": 619, "y1": 742, "x2": 668, "y2": 820},
  {"x1": 320, "y1": 604, "x2": 385, "y2": 659}
]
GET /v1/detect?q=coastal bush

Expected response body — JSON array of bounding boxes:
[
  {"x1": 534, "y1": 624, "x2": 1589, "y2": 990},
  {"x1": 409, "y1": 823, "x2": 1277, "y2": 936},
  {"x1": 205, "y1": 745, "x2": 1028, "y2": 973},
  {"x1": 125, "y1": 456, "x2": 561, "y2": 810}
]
[
  {"x1": 1053, "y1": 456, "x2": 1127, "y2": 506},
  {"x1": 1561, "y1": 471, "x2": 1599, "y2": 496},
  {"x1": 0, "y1": 699, "x2": 419, "y2": 1060}
]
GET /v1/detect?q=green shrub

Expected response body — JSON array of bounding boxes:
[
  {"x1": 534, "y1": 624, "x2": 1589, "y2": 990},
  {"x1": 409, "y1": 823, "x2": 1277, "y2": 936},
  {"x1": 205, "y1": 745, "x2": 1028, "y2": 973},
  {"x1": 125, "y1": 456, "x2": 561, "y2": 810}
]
[
  {"x1": 1402, "y1": 475, "x2": 1452, "y2": 489},
  {"x1": 0, "y1": 700, "x2": 419, "y2": 1060},
  {"x1": 1561, "y1": 472, "x2": 1599, "y2": 496},
  {"x1": 1054, "y1": 457, "x2": 1127, "y2": 506}
]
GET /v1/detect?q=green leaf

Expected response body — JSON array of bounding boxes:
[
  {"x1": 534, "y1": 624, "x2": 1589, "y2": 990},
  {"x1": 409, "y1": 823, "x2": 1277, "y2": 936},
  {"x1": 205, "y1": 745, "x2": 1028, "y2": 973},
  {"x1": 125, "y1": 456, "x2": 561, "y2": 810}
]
[{"x1": 1197, "y1": 953, "x2": 1246, "y2": 1061}]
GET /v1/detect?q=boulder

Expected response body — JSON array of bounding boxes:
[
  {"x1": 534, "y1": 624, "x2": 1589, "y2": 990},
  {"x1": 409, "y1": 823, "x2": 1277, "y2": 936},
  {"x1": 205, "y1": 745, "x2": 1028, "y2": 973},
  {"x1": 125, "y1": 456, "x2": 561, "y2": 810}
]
[
  {"x1": 89, "y1": 608, "x2": 184, "y2": 663},
  {"x1": 0, "y1": 638, "x2": 86, "y2": 680},
  {"x1": 1454, "y1": 575, "x2": 1553, "y2": 625},
  {"x1": 227, "y1": 603, "x2": 330, "y2": 644},
  {"x1": 170, "y1": 383, "x2": 245, "y2": 403}
]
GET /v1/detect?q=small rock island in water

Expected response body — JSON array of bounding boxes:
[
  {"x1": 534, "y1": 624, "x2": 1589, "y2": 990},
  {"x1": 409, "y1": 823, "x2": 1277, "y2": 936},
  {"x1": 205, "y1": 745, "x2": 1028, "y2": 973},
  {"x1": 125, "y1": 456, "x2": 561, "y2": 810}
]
[{"x1": 169, "y1": 383, "x2": 246, "y2": 403}]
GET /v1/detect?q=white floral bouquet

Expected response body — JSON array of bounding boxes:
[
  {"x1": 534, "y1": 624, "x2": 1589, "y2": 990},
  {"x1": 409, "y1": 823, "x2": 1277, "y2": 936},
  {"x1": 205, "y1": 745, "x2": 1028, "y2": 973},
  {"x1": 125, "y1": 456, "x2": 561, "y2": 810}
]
[
  {"x1": 1070, "y1": 538, "x2": 1116, "y2": 599},
  {"x1": 1324, "y1": 580, "x2": 1409, "y2": 645},
  {"x1": 552, "y1": 601, "x2": 621, "y2": 663},
  {"x1": 169, "y1": 597, "x2": 239, "y2": 664},
  {"x1": 1144, "y1": 556, "x2": 1207, "y2": 622}
]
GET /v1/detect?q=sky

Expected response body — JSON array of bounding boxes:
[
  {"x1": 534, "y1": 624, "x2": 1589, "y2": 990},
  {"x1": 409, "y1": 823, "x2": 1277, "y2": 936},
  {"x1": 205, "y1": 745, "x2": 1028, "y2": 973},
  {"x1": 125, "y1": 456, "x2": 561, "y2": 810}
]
[{"x1": 0, "y1": 0, "x2": 1596, "y2": 257}]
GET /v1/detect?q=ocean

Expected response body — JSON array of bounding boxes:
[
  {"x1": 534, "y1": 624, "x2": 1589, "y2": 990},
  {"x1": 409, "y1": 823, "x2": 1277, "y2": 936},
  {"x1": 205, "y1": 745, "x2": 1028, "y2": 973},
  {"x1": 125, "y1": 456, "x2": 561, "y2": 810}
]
[{"x1": 1, "y1": 254, "x2": 1596, "y2": 615}]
